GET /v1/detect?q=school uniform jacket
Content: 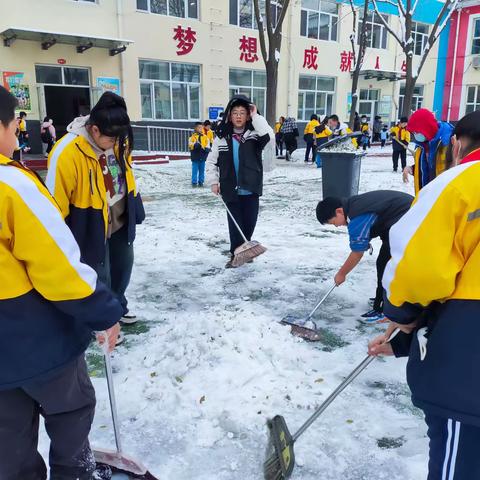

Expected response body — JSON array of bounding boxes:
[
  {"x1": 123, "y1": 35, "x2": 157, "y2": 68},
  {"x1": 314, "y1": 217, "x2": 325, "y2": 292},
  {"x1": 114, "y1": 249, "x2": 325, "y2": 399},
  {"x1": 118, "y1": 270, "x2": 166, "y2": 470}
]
[
  {"x1": 46, "y1": 133, "x2": 145, "y2": 268},
  {"x1": 383, "y1": 157, "x2": 480, "y2": 425},
  {"x1": 0, "y1": 155, "x2": 122, "y2": 390},
  {"x1": 189, "y1": 132, "x2": 210, "y2": 161},
  {"x1": 205, "y1": 113, "x2": 274, "y2": 202}
]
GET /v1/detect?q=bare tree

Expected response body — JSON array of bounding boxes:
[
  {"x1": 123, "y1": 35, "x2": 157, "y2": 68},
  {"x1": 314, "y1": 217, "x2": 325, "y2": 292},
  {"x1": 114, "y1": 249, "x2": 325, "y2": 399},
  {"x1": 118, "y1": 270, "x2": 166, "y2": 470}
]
[
  {"x1": 348, "y1": 0, "x2": 370, "y2": 129},
  {"x1": 253, "y1": 0, "x2": 292, "y2": 126},
  {"x1": 371, "y1": 0, "x2": 459, "y2": 118}
]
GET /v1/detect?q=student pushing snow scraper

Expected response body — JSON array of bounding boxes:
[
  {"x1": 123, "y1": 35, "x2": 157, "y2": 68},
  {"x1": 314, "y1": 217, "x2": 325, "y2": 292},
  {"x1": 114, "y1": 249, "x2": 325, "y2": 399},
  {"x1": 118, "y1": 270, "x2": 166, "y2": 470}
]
[{"x1": 316, "y1": 190, "x2": 413, "y2": 323}]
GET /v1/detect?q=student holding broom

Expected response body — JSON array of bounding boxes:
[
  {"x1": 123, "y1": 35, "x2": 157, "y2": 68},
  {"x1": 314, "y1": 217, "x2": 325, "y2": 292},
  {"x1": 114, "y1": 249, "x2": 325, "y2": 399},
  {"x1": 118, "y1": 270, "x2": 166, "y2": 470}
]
[
  {"x1": 316, "y1": 190, "x2": 413, "y2": 322},
  {"x1": 206, "y1": 95, "x2": 274, "y2": 268},
  {"x1": 369, "y1": 110, "x2": 480, "y2": 479},
  {"x1": 0, "y1": 86, "x2": 122, "y2": 479}
]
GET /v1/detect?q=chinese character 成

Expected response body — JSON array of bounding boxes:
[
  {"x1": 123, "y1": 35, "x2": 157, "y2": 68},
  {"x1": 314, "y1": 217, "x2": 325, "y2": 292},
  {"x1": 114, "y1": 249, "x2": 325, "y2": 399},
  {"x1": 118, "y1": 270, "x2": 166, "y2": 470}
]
[{"x1": 303, "y1": 46, "x2": 319, "y2": 70}]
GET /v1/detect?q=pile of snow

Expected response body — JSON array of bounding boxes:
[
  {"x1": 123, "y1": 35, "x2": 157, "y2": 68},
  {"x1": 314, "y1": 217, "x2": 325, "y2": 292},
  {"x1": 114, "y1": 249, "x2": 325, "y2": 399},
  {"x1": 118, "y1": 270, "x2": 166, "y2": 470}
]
[{"x1": 40, "y1": 155, "x2": 425, "y2": 479}]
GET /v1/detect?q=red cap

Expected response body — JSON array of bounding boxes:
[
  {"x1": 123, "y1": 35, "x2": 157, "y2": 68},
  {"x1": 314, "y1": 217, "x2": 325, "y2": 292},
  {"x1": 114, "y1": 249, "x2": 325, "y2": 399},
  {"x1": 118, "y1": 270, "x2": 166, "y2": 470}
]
[{"x1": 407, "y1": 109, "x2": 439, "y2": 141}]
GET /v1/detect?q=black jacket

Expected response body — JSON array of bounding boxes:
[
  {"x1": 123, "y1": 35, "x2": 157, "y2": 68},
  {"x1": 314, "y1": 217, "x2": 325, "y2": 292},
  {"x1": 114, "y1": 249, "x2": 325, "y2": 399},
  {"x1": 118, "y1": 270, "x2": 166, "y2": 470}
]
[
  {"x1": 343, "y1": 190, "x2": 414, "y2": 240},
  {"x1": 206, "y1": 113, "x2": 274, "y2": 202}
]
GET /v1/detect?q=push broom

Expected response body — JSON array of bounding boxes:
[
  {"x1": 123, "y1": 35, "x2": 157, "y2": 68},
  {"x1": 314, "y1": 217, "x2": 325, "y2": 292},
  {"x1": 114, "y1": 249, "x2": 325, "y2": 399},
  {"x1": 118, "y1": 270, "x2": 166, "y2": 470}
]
[
  {"x1": 264, "y1": 329, "x2": 400, "y2": 480},
  {"x1": 219, "y1": 196, "x2": 267, "y2": 267},
  {"x1": 93, "y1": 334, "x2": 160, "y2": 480}
]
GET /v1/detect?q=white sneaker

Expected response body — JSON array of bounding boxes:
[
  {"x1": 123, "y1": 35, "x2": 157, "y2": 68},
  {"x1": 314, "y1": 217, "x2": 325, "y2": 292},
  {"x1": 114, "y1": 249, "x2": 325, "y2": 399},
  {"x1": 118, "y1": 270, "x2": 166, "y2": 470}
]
[
  {"x1": 120, "y1": 313, "x2": 137, "y2": 325},
  {"x1": 115, "y1": 332, "x2": 125, "y2": 346}
]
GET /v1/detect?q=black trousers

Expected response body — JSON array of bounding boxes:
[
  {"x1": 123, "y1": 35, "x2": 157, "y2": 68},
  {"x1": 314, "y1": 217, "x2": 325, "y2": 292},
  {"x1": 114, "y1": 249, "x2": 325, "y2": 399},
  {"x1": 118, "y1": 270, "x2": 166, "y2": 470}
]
[
  {"x1": 305, "y1": 141, "x2": 317, "y2": 162},
  {"x1": 392, "y1": 150, "x2": 407, "y2": 171},
  {"x1": 425, "y1": 414, "x2": 480, "y2": 479},
  {"x1": 283, "y1": 133, "x2": 297, "y2": 155},
  {"x1": 0, "y1": 356, "x2": 96, "y2": 480},
  {"x1": 226, "y1": 194, "x2": 260, "y2": 254},
  {"x1": 374, "y1": 238, "x2": 391, "y2": 312},
  {"x1": 275, "y1": 133, "x2": 283, "y2": 156}
]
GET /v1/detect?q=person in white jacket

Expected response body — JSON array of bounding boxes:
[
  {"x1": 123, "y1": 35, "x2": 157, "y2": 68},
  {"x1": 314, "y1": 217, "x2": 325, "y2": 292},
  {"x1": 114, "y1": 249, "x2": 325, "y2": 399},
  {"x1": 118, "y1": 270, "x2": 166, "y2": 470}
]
[{"x1": 206, "y1": 95, "x2": 274, "y2": 268}]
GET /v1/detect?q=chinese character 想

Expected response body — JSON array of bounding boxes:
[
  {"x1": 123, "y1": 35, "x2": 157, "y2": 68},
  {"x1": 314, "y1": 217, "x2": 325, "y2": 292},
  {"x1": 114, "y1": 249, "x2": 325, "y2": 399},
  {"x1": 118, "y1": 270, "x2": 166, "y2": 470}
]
[
  {"x1": 239, "y1": 35, "x2": 259, "y2": 63},
  {"x1": 173, "y1": 25, "x2": 197, "y2": 56}
]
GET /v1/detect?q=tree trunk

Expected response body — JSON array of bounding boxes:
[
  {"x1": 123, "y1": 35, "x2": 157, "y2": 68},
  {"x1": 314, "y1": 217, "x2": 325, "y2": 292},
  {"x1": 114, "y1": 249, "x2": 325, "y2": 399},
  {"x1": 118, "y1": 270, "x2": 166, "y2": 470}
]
[
  {"x1": 348, "y1": 0, "x2": 370, "y2": 129},
  {"x1": 401, "y1": 55, "x2": 416, "y2": 118},
  {"x1": 265, "y1": 58, "x2": 278, "y2": 125}
]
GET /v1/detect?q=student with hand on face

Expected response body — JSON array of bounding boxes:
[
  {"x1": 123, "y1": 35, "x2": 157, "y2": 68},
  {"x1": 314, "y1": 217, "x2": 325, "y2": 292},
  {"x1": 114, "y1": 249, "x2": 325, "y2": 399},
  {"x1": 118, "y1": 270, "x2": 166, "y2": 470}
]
[{"x1": 206, "y1": 95, "x2": 274, "y2": 268}]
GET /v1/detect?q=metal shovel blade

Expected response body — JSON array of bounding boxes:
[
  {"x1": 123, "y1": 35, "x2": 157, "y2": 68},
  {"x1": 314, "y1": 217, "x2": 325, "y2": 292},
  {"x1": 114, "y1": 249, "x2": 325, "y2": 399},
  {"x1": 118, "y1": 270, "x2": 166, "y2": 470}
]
[
  {"x1": 94, "y1": 448, "x2": 160, "y2": 479},
  {"x1": 280, "y1": 316, "x2": 322, "y2": 342}
]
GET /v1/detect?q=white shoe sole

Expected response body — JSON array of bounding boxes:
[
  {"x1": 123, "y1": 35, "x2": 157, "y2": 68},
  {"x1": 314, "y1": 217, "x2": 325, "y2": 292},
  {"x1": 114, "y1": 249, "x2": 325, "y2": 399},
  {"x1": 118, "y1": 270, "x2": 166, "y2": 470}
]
[{"x1": 120, "y1": 316, "x2": 138, "y2": 325}]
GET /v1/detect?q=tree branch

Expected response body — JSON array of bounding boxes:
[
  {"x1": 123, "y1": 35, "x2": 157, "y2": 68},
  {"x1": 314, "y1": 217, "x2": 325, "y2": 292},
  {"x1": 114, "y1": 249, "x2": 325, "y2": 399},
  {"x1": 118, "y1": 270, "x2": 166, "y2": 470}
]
[
  {"x1": 253, "y1": 0, "x2": 268, "y2": 63},
  {"x1": 371, "y1": 0, "x2": 405, "y2": 46},
  {"x1": 416, "y1": 0, "x2": 458, "y2": 77},
  {"x1": 274, "y1": 0, "x2": 291, "y2": 37},
  {"x1": 265, "y1": 0, "x2": 274, "y2": 43},
  {"x1": 348, "y1": 0, "x2": 358, "y2": 63}
]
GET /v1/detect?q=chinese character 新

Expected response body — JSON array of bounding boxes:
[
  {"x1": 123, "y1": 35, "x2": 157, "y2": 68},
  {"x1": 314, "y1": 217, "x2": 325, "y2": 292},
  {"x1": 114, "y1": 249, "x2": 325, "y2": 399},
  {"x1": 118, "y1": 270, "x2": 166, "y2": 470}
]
[
  {"x1": 239, "y1": 35, "x2": 259, "y2": 63},
  {"x1": 340, "y1": 51, "x2": 354, "y2": 72},
  {"x1": 173, "y1": 25, "x2": 197, "y2": 56},
  {"x1": 303, "y1": 46, "x2": 319, "y2": 70}
]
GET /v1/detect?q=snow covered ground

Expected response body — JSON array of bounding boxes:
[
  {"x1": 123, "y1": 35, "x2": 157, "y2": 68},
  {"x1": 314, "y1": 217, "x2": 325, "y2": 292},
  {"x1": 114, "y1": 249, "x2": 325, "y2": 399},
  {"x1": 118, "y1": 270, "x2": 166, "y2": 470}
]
[{"x1": 41, "y1": 146, "x2": 428, "y2": 479}]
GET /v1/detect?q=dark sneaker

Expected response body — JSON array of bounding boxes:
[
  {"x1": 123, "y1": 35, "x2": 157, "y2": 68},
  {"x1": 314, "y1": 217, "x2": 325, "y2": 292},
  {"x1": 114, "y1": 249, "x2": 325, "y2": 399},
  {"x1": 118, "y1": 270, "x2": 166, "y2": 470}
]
[{"x1": 360, "y1": 309, "x2": 387, "y2": 324}]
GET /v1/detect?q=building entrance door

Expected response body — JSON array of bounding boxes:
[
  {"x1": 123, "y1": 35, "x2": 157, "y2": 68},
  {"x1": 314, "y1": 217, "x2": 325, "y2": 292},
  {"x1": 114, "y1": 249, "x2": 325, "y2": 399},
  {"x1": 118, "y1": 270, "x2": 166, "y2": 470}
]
[{"x1": 44, "y1": 86, "x2": 91, "y2": 138}]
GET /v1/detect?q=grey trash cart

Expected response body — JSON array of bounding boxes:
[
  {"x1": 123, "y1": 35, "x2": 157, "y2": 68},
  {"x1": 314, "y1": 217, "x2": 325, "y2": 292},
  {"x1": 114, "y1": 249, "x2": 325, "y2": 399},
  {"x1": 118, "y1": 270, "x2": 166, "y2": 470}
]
[{"x1": 321, "y1": 151, "x2": 364, "y2": 198}]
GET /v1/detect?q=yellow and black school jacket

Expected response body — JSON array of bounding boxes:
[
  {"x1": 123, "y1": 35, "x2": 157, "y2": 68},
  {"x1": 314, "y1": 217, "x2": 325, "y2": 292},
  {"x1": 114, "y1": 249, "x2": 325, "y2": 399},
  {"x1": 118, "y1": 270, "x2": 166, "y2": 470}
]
[
  {"x1": 46, "y1": 133, "x2": 145, "y2": 268},
  {"x1": 0, "y1": 155, "x2": 122, "y2": 389},
  {"x1": 383, "y1": 160, "x2": 480, "y2": 423},
  {"x1": 189, "y1": 132, "x2": 210, "y2": 161},
  {"x1": 390, "y1": 125, "x2": 411, "y2": 152},
  {"x1": 304, "y1": 119, "x2": 320, "y2": 136}
]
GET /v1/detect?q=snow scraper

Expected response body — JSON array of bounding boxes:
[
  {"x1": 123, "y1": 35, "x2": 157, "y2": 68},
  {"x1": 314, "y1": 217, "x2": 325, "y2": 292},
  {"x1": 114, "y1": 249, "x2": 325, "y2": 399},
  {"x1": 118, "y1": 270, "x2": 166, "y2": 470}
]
[
  {"x1": 93, "y1": 338, "x2": 160, "y2": 480},
  {"x1": 220, "y1": 196, "x2": 267, "y2": 267},
  {"x1": 280, "y1": 284, "x2": 336, "y2": 341},
  {"x1": 264, "y1": 329, "x2": 400, "y2": 480}
]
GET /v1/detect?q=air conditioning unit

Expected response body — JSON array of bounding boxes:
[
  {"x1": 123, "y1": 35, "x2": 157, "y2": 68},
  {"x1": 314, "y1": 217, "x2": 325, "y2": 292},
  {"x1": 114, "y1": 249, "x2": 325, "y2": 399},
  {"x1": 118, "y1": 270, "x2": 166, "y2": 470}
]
[{"x1": 472, "y1": 55, "x2": 480, "y2": 69}]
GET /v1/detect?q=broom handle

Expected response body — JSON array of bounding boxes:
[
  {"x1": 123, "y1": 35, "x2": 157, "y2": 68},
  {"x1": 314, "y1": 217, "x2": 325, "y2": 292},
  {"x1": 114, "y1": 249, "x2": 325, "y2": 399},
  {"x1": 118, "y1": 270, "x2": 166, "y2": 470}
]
[
  {"x1": 305, "y1": 284, "x2": 336, "y2": 322},
  {"x1": 102, "y1": 335, "x2": 123, "y2": 454},
  {"x1": 392, "y1": 135, "x2": 416, "y2": 156},
  {"x1": 292, "y1": 328, "x2": 400, "y2": 443},
  {"x1": 219, "y1": 196, "x2": 249, "y2": 243}
]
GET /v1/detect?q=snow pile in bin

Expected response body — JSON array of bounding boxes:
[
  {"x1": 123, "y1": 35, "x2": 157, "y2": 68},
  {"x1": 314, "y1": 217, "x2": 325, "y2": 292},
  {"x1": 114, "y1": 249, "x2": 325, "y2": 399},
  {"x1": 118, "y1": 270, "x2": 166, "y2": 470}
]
[{"x1": 322, "y1": 137, "x2": 359, "y2": 153}]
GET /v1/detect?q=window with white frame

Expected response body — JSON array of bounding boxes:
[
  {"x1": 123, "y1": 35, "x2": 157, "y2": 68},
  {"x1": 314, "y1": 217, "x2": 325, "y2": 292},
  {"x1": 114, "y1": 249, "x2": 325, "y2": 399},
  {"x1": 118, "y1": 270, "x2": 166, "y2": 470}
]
[
  {"x1": 229, "y1": 68, "x2": 266, "y2": 115},
  {"x1": 358, "y1": 11, "x2": 388, "y2": 49},
  {"x1": 229, "y1": 0, "x2": 282, "y2": 29},
  {"x1": 466, "y1": 85, "x2": 480, "y2": 114},
  {"x1": 35, "y1": 65, "x2": 90, "y2": 86},
  {"x1": 472, "y1": 18, "x2": 480, "y2": 54},
  {"x1": 136, "y1": 0, "x2": 198, "y2": 19},
  {"x1": 300, "y1": 0, "x2": 339, "y2": 42},
  {"x1": 412, "y1": 21, "x2": 429, "y2": 56},
  {"x1": 398, "y1": 85, "x2": 424, "y2": 116},
  {"x1": 139, "y1": 60, "x2": 200, "y2": 120},
  {"x1": 297, "y1": 75, "x2": 335, "y2": 121}
]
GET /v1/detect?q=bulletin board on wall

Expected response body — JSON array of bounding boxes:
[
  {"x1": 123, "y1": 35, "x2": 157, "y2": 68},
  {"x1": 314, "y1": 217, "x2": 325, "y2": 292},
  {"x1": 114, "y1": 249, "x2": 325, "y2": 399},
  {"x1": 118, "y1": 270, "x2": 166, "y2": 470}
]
[{"x1": 2, "y1": 71, "x2": 31, "y2": 111}]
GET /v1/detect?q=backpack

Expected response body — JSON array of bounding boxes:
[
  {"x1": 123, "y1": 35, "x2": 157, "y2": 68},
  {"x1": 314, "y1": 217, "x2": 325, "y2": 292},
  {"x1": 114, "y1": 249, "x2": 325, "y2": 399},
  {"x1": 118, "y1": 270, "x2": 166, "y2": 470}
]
[{"x1": 41, "y1": 127, "x2": 52, "y2": 143}]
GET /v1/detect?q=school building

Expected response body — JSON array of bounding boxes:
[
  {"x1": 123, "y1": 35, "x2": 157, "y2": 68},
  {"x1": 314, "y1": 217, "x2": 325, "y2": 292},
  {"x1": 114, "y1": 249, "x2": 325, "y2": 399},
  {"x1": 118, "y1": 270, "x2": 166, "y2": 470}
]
[{"x1": 0, "y1": 0, "x2": 476, "y2": 152}]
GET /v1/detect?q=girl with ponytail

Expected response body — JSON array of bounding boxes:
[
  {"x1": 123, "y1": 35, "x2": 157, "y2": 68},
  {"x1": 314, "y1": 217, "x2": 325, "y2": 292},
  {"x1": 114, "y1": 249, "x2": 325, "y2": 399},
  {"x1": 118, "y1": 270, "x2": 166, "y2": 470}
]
[{"x1": 46, "y1": 92, "x2": 145, "y2": 335}]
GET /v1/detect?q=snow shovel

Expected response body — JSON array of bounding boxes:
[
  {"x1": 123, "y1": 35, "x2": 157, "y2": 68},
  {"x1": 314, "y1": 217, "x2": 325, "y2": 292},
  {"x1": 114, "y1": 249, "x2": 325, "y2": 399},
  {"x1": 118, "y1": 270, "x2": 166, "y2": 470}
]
[
  {"x1": 392, "y1": 135, "x2": 416, "y2": 156},
  {"x1": 264, "y1": 329, "x2": 400, "y2": 480},
  {"x1": 280, "y1": 284, "x2": 336, "y2": 341},
  {"x1": 93, "y1": 336, "x2": 160, "y2": 480},
  {"x1": 219, "y1": 196, "x2": 267, "y2": 267}
]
